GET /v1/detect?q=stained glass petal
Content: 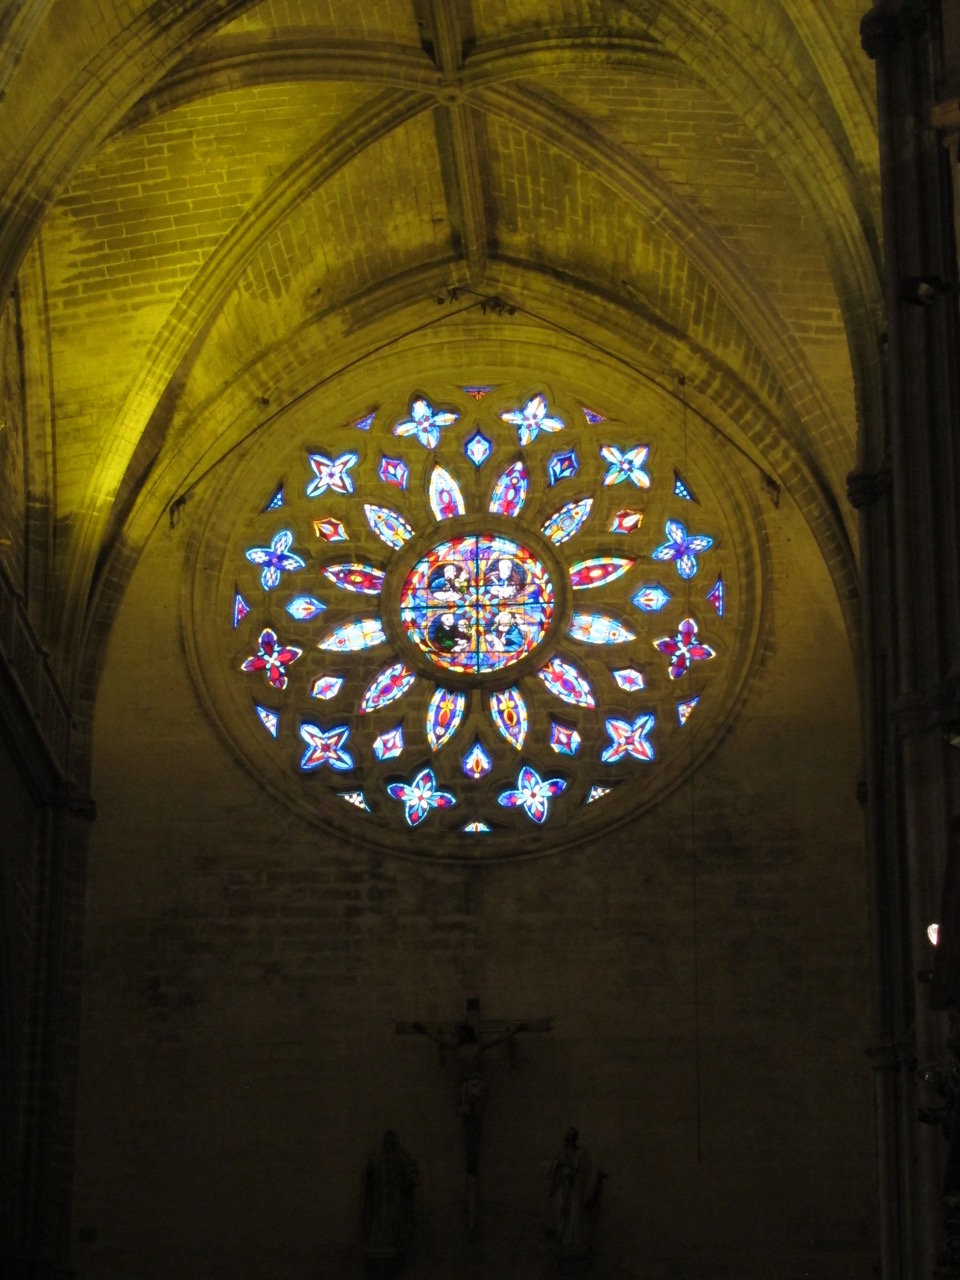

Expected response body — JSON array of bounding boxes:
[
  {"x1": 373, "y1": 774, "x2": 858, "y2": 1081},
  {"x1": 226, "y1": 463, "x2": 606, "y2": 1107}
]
[
  {"x1": 322, "y1": 563, "x2": 385, "y2": 595},
  {"x1": 489, "y1": 461, "x2": 528, "y2": 517},
  {"x1": 488, "y1": 687, "x2": 528, "y2": 749},
  {"x1": 428, "y1": 465, "x2": 466, "y2": 521},
  {"x1": 318, "y1": 619, "x2": 387, "y2": 652},
  {"x1": 463, "y1": 741, "x2": 493, "y2": 779},
  {"x1": 426, "y1": 688, "x2": 466, "y2": 751},
  {"x1": 537, "y1": 657, "x2": 595, "y2": 708},
  {"x1": 364, "y1": 504, "x2": 414, "y2": 550},
  {"x1": 542, "y1": 498, "x2": 593, "y2": 545},
  {"x1": 286, "y1": 595, "x2": 326, "y2": 621},
  {"x1": 569, "y1": 558, "x2": 634, "y2": 590},
  {"x1": 360, "y1": 663, "x2": 416, "y2": 713},
  {"x1": 568, "y1": 613, "x2": 635, "y2": 645}
]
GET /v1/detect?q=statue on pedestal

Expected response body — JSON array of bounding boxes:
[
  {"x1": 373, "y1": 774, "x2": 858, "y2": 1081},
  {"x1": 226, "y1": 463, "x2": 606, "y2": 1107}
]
[
  {"x1": 546, "y1": 1127, "x2": 606, "y2": 1262},
  {"x1": 360, "y1": 1130, "x2": 419, "y2": 1275}
]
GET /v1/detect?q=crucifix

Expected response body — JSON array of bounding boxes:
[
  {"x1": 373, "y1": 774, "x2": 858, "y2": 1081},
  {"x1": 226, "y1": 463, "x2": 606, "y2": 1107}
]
[{"x1": 397, "y1": 996, "x2": 552, "y2": 1232}]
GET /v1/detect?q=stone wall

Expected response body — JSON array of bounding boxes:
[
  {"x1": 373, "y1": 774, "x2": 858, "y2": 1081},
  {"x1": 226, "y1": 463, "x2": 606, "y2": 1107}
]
[{"x1": 73, "y1": 466, "x2": 874, "y2": 1279}]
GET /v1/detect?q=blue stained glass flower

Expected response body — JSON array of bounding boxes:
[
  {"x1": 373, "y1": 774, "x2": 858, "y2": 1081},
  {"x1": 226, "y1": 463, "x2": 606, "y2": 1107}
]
[
  {"x1": 498, "y1": 765, "x2": 567, "y2": 824},
  {"x1": 255, "y1": 705, "x2": 279, "y2": 737},
  {"x1": 245, "y1": 528, "x2": 306, "y2": 590},
  {"x1": 463, "y1": 741, "x2": 493, "y2": 779},
  {"x1": 286, "y1": 595, "x2": 326, "y2": 621},
  {"x1": 547, "y1": 450, "x2": 579, "y2": 485},
  {"x1": 306, "y1": 451, "x2": 358, "y2": 497},
  {"x1": 632, "y1": 585, "x2": 671, "y2": 612},
  {"x1": 651, "y1": 519, "x2": 714, "y2": 579},
  {"x1": 379, "y1": 456, "x2": 410, "y2": 489},
  {"x1": 600, "y1": 444, "x2": 651, "y2": 488},
  {"x1": 386, "y1": 767, "x2": 457, "y2": 827},
  {"x1": 465, "y1": 430, "x2": 493, "y2": 467},
  {"x1": 299, "y1": 723, "x2": 354, "y2": 772},
  {"x1": 602, "y1": 715, "x2": 656, "y2": 764},
  {"x1": 673, "y1": 469, "x2": 698, "y2": 502},
  {"x1": 373, "y1": 727, "x2": 404, "y2": 760},
  {"x1": 393, "y1": 397, "x2": 459, "y2": 450},
  {"x1": 500, "y1": 393, "x2": 565, "y2": 446}
]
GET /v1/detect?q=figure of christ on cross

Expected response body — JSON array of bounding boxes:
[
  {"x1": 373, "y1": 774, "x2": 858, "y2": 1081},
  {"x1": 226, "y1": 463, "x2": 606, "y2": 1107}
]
[{"x1": 397, "y1": 997, "x2": 552, "y2": 1233}]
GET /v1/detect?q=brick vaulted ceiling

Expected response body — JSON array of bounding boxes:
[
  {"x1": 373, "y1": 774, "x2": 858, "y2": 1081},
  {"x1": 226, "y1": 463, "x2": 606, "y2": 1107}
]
[{"x1": 0, "y1": 0, "x2": 880, "y2": 715}]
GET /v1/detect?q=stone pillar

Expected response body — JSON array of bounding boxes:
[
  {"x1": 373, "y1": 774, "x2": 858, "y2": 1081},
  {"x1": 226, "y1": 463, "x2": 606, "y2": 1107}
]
[
  {"x1": 861, "y1": 2, "x2": 960, "y2": 1275},
  {"x1": 0, "y1": 565, "x2": 94, "y2": 1279}
]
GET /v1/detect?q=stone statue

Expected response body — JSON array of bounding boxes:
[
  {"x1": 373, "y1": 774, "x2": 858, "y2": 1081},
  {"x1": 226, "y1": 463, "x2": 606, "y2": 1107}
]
[
  {"x1": 360, "y1": 1130, "x2": 418, "y2": 1274},
  {"x1": 546, "y1": 1127, "x2": 606, "y2": 1260}
]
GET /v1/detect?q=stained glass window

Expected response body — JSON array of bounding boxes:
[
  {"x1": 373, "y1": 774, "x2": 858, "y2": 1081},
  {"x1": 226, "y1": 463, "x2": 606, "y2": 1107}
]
[
  {"x1": 400, "y1": 535, "x2": 554, "y2": 675},
  {"x1": 463, "y1": 741, "x2": 493, "y2": 778},
  {"x1": 464, "y1": 430, "x2": 492, "y2": 467},
  {"x1": 547, "y1": 450, "x2": 579, "y2": 485},
  {"x1": 373, "y1": 727, "x2": 404, "y2": 760},
  {"x1": 307, "y1": 452, "x2": 357, "y2": 496},
  {"x1": 378, "y1": 456, "x2": 409, "y2": 489},
  {"x1": 426, "y1": 688, "x2": 466, "y2": 750},
  {"x1": 489, "y1": 461, "x2": 528, "y2": 517},
  {"x1": 364, "y1": 504, "x2": 414, "y2": 549},
  {"x1": 319, "y1": 619, "x2": 387, "y2": 652},
  {"x1": 255, "y1": 705, "x2": 279, "y2": 737},
  {"x1": 224, "y1": 382, "x2": 736, "y2": 846},
  {"x1": 314, "y1": 516, "x2": 348, "y2": 542},
  {"x1": 286, "y1": 595, "x2": 325, "y2": 621},
  {"x1": 311, "y1": 675, "x2": 343, "y2": 700},
  {"x1": 323, "y1": 564, "x2": 385, "y2": 595},
  {"x1": 542, "y1": 499, "x2": 592, "y2": 545},
  {"x1": 489, "y1": 688, "x2": 528, "y2": 750},
  {"x1": 429, "y1": 466, "x2": 466, "y2": 520}
]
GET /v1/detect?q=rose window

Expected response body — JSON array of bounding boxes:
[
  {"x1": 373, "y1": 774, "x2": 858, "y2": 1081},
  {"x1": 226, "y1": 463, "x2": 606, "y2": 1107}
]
[{"x1": 191, "y1": 382, "x2": 757, "y2": 859}]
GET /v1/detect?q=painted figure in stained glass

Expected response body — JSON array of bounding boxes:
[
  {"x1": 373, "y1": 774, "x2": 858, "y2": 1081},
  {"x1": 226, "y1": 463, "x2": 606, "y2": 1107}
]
[{"x1": 400, "y1": 535, "x2": 554, "y2": 675}]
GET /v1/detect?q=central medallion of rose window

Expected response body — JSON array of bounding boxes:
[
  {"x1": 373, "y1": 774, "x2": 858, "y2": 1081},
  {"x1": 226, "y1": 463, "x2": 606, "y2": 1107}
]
[{"x1": 400, "y1": 534, "x2": 555, "y2": 675}]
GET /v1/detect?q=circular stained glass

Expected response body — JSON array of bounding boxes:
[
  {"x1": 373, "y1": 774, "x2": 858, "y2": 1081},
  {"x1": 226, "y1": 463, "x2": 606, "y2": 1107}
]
[
  {"x1": 399, "y1": 534, "x2": 555, "y2": 675},
  {"x1": 190, "y1": 378, "x2": 761, "y2": 860}
]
